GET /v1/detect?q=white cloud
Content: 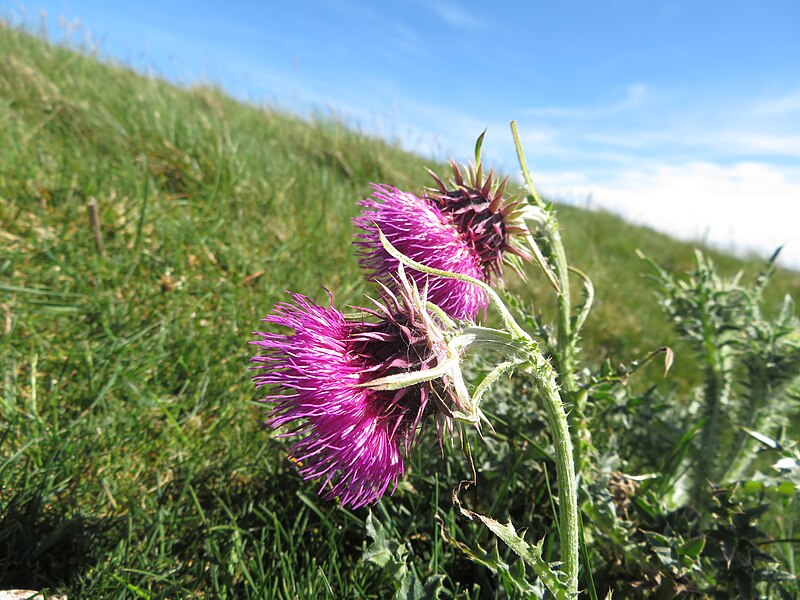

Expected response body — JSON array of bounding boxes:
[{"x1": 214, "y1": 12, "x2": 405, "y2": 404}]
[
  {"x1": 420, "y1": 0, "x2": 483, "y2": 29},
  {"x1": 539, "y1": 162, "x2": 800, "y2": 269},
  {"x1": 753, "y1": 91, "x2": 800, "y2": 117},
  {"x1": 717, "y1": 133, "x2": 800, "y2": 156},
  {"x1": 522, "y1": 84, "x2": 650, "y2": 119}
]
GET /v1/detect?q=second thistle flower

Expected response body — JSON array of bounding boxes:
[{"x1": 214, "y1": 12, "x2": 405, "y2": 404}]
[
  {"x1": 354, "y1": 162, "x2": 531, "y2": 321},
  {"x1": 250, "y1": 269, "x2": 472, "y2": 508}
]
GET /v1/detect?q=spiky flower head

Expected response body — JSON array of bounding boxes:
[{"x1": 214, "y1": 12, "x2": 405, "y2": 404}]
[
  {"x1": 425, "y1": 160, "x2": 532, "y2": 284},
  {"x1": 249, "y1": 270, "x2": 470, "y2": 508},
  {"x1": 354, "y1": 184, "x2": 488, "y2": 321},
  {"x1": 354, "y1": 151, "x2": 532, "y2": 321}
]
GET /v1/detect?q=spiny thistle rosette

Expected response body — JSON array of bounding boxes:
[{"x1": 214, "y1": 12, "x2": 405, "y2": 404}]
[
  {"x1": 354, "y1": 161, "x2": 532, "y2": 321},
  {"x1": 249, "y1": 267, "x2": 476, "y2": 508}
]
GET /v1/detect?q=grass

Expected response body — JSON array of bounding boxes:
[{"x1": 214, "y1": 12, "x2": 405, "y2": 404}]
[{"x1": 2, "y1": 21, "x2": 799, "y2": 598}]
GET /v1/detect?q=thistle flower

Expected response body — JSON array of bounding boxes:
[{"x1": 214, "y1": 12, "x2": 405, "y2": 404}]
[
  {"x1": 426, "y1": 161, "x2": 532, "y2": 283},
  {"x1": 354, "y1": 165, "x2": 531, "y2": 321},
  {"x1": 355, "y1": 184, "x2": 486, "y2": 321},
  {"x1": 249, "y1": 271, "x2": 469, "y2": 508}
]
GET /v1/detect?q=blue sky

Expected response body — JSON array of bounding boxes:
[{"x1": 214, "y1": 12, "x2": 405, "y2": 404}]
[{"x1": 6, "y1": 1, "x2": 800, "y2": 267}]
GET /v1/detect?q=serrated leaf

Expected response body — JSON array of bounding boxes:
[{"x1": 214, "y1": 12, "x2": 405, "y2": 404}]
[
  {"x1": 436, "y1": 515, "x2": 543, "y2": 598},
  {"x1": 363, "y1": 511, "x2": 411, "y2": 587},
  {"x1": 363, "y1": 512, "x2": 437, "y2": 600},
  {"x1": 396, "y1": 568, "x2": 424, "y2": 600},
  {"x1": 677, "y1": 536, "x2": 706, "y2": 562},
  {"x1": 447, "y1": 510, "x2": 573, "y2": 599},
  {"x1": 363, "y1": 511, "x2": 397, "y2": 567},
  {"x1": 422, "y1": 574, "x2": 445, "y2": 599}
]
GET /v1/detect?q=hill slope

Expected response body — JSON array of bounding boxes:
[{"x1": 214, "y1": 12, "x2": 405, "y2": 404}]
[{"x1": 2, "y1": 23, "x2": 799, "y2": 597}]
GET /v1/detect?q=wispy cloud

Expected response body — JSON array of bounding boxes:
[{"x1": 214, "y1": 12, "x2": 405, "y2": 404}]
[
  {"x1": 717, "y1": 133, "x2": 800, "y2": 157},
  {"x1": 416, "y1": 0, "x2": 484, "y2": 30},
  {"x1": 539, "y1": 161, "x2": 800, "y2": 268},
  {"x1": 522, "y1": 84, "x2": 649, "y2": 119},
  {"x1": 753, "y1": 91, "x2": 800, "y2": 117},
  {"x1": 578, "y1": 129, "x2": 800, "y2": 159}
]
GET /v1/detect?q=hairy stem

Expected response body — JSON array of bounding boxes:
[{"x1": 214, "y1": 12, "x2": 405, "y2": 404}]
[
  {"x1": 548, "y1": 222, "x2": 593, "y2": 480},
  {"x1": 524, "y1": 346, "x2": 580, "y2": 593},
  {"x1": 511, "y1": 121, "x2": 588, "y2": 475},
  {"x1": 693, "y1": 324, "x2": 734, "y2": 501},
  {"x1": 378, "y1": 180, "x2": 581, "y2": 595}
]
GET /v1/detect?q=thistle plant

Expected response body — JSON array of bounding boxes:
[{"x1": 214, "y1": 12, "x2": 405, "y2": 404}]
[
  {"x1": 251, "y1": 125, "x2": 595, "y2": 598},
  {"x1": 641, "y1": 248, "x2": 800, "y2": 501},
  {"x1": 354, "y1": 147, "x2": 535, "y2": 321},
  {"x1": 249, "y1": 123, "x2": 800, "y2": 596}
]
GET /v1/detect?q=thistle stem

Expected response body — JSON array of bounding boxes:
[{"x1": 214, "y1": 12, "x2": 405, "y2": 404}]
[
  {"x1": 465, "y1": 327, "x2": 580, "y2": 594},
  {"x1": 693, "y1": 329, "x2": 734, "y2": 502},
  {"x1": 378, "y1": 195, "x2": 581, "y2": 596},
  {"x1": 550, "y1": 218, "x2": 577, "y2": 392},
  {"x1": 548, "y1": 227, "x2": 592, "y2": 477},
  {"x1": 511, "y1": 121, "x2": 588, "y2": 475},
  {"x1": 524, "y1": 346, "x2": 580, "y2": 594}
]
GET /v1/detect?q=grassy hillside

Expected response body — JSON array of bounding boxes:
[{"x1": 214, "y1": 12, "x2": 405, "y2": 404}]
[{"x1": 2, "y1": 22, "x2": 798, "y2": 598}]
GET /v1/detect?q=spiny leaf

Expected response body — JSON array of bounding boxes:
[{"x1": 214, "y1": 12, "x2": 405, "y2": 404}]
[{"x1": 474, "y1": 128, "x2": 486, "y2": 165}]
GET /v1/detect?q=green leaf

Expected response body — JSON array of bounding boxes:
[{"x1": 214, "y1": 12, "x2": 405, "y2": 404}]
[
  {"x1": 422, "y1": 574, "x2": 445, "y2": 599},
  {"x1": 363, "y1": 511, "x2": 406, "y2": 569},
  {"x1": 436, "y1": 516, "x2": 543, "y2": 598},
  {"x1": 363, "y1": 511, "x2": 435, "y2": 600},
  {"x1": 396, "y1": 568, "x2": 424, "y2": 600},
  {"x1": 438, "y1": 511, "x2": 573, "y2": 599},
  {"x1": 474, "y1": 128, "x2": 487, "y2": 164},
  {"x1": 677, "y1": 536, "x2": 706, "y2": 563}
]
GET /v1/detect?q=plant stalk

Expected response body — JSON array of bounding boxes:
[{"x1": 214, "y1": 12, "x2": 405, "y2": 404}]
[
  {"x1": 511, "y1": 120, "x2": 588, "y2": 475},
  {"x1": 378, "y1": 167, "x2": 581, "y2": 596},
  {"x1": 693, "y1": 326, "x2": 734, "y2": 502},
  {"x1": 525, "y1": 346, "x2": 580, "y2": 594}
]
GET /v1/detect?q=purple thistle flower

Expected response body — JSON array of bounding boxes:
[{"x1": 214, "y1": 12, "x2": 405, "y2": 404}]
[
  {"x1": 250, "y1": 276, "x2": 465, "y2": 508},
  {"x1": 354, "y1": 184, "x2": 487, "y2": 321},
  {"x1": 354, "y1": 168, "x2": 531, "y2": 321}
]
